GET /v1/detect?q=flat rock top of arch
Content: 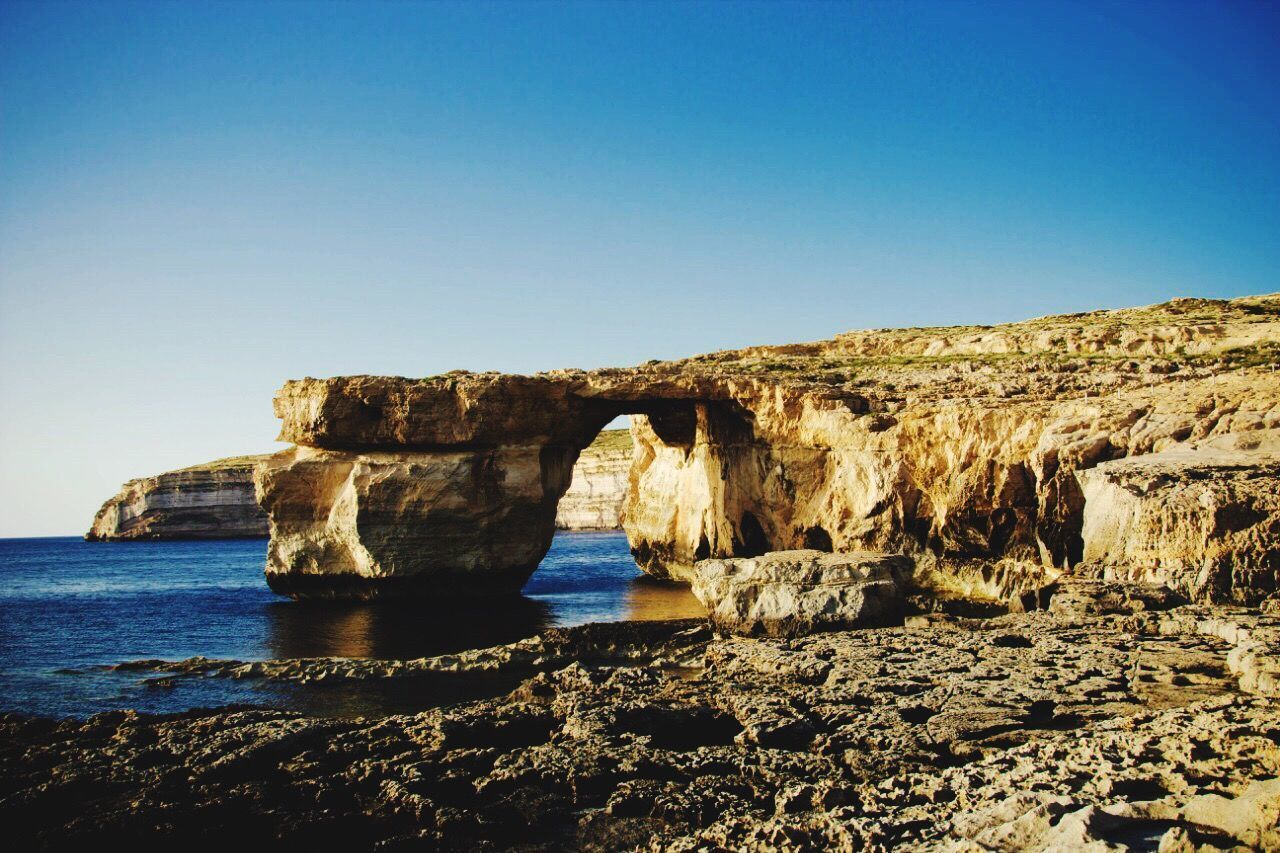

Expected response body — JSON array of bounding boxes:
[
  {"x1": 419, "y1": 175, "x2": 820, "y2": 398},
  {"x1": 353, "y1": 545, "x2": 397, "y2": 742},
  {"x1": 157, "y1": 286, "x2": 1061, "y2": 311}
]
[
  {"x1": 272, "y1": 371, "x2": 842, "y2": 449},
  {"x1": 272, "y1": 294, "x2": 1280, "y2": 449}
]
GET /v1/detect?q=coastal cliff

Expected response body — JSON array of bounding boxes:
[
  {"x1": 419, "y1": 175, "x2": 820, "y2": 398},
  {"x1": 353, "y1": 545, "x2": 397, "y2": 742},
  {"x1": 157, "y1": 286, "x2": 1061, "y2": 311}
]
[
  {"x1": 257, "y1": 294, "x2": 1280, "y2": 603},
  {"x1": 555, "y1": 428, "x2": 631, "y2": 530},
  {"x1": 87, "y1": 432, "x2": 632, "y2": 541},
  {"x1": 85, "y1": 456, "x2": 271, "y2": 541}
]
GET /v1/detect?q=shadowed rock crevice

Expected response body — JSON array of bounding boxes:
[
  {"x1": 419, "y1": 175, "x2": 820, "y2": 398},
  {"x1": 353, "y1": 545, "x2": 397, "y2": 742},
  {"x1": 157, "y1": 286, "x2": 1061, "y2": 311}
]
[
  {"x1": 732, "y1": 512, "x2": 770, "y2": 559},
  {"x1": 802, "y1": 526, "x2": 833, "y2": 551}
]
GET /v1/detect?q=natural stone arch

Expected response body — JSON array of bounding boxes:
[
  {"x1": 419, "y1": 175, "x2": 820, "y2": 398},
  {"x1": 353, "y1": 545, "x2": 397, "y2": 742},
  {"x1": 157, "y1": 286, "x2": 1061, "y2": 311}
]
[{"x1": 253, "y1": 375, "x2": 769, "y2": 598}]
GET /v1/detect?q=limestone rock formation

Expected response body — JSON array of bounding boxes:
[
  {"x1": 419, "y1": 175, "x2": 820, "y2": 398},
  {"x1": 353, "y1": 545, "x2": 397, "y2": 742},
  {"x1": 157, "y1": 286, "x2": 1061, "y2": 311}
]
[
  {"x1": 258, "y1": 294, "x2": 1280, "y2": 600},
  {"x1": 555, "y1": 429, "x2": 631, "y2": 530},
  {"x1": 88, "y1": 434, "x2": 631, "y2": 544},
  {"x1": 1076, "y1": 429, "x2": 1280, "y2": 603},
  {"x1": 1046, "y1": 577, "x2": 1185, "y2": 618},
  {"x1": 256, "y1": 443, "x2": 577, "y2": 597},
  {"x1": 691, "y1": 550, "x2": 911, "y2": 637},
  {"x1": 85, "y1": 455, "x2": 271, "y2": 540}
]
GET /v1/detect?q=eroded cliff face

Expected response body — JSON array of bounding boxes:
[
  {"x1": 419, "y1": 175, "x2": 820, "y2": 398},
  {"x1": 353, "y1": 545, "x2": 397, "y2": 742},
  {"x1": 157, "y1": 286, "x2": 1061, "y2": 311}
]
[
  {"x1": 258, "y1": 295, "x2": 1280, "y2": 601},
  {"x1": 555, "y1": 429, "x2": 631, "y2": 530},
  {"x1": 86, "y1": 456, "x2": 271, "y2": 541},
  {"x1": 1076, "y1": 430, "x2": 1280, "y2": 604},
  {"x1": 624, "y1": 370, "x2": 1280, "y2": 586}
]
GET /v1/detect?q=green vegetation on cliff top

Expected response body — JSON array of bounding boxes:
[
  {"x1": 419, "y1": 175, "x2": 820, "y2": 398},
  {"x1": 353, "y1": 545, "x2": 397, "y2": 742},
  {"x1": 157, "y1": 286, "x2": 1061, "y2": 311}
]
[
  {"x1": 587, "y1": 428, "x2": 633, "y2": 453},
  {"x1": 173, "y1": 454, "x2": 273, "y2": 474},
  {"x1": 671, "y1": 294, "x2": 1280, "y2": 383}
]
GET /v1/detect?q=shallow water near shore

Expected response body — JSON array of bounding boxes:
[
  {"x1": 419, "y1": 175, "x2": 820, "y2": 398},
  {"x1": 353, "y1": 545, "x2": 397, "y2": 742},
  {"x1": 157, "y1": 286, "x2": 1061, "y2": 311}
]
[{"x1": 0, "y1": 532, "x2": 701, "y2": 718}]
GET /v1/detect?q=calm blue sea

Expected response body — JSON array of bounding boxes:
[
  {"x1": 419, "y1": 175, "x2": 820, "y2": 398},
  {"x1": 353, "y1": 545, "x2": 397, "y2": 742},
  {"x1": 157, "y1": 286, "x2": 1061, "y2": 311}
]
[{"x1": 0, "y1": 532, "x2": 701, "y2": 718}]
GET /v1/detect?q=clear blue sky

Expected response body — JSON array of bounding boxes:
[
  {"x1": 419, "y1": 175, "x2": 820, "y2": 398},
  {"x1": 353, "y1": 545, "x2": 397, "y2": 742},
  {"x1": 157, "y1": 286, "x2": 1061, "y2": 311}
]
[{"x1": 1, "y1": 0, "x2": 1277, "y2": 536}]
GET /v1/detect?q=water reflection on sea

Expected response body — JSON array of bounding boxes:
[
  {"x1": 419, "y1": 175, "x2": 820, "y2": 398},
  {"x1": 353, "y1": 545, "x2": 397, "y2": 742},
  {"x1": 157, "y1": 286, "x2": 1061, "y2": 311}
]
[
  {"x1": 623, "y1": 577, "x2": 707, "y2": 623},
  {"x1": 262, "y1": 597, "x2": 556, "y2": 660},
  {"x1": 0, "y1": 531, "x2": 702, "y2": 717}
]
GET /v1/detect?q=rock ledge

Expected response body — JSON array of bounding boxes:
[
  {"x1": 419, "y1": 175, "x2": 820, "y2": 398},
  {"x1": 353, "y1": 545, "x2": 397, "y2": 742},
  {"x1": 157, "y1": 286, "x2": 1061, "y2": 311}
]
[{"x1": 692, "y1": 550, "x2": 912, "y2": 637}]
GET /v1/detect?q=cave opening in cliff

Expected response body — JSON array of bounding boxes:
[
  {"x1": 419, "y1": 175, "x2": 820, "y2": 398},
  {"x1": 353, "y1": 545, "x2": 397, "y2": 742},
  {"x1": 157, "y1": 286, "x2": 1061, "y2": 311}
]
[{"x1": 734, "y1": 512, "x2": 770, "y2": 558}]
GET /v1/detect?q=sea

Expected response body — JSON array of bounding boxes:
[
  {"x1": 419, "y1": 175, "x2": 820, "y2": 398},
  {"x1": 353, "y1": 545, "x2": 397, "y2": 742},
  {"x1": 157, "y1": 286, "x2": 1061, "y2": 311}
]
[{"x1": 0, "y1": 532, "x2": 702, "y2": 719}]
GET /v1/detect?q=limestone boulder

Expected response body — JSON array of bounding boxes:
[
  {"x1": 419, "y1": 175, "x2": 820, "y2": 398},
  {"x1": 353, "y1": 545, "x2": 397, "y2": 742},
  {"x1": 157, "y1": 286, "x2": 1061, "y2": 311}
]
[
  {"x1": 1180, "y1": 778, "x2": 1280, "y2": 850},
  {"x1": 1076, "y1": 430, "x2": 1280, "y2": 604},
  {"x1": 690, "y1": 550, "x2": 913, "y2": 637}
]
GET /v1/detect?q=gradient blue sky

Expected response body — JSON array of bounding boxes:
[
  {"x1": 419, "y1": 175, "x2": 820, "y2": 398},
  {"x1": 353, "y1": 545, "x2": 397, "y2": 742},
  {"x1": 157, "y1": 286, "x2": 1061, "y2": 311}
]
[{"x1": 1, "y1": 0, "x2": 1277, "y2": 536}]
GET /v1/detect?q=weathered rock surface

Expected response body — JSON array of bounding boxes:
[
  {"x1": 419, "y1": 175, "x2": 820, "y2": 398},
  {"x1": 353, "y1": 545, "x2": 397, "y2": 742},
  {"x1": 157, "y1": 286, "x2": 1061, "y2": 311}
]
[
  {"x1": 621, "y1": 363, "x2": 1280, "y2": 586},
  {"x1": 555, "y1": 429, "x2": 631, "y2": 530},
  {"x1": 256, "y1": 443, "x2": 577, "y2": 597},
  {"x1": 85, "y1": 455, "x2": 271, "y2": 540},
  {"x1": 256, "y1": 428, "x2": 638, "y2": 596},
  {"x1": 691, "y1": 550, "x2": 912, "y2": 637},
  {"x1": 1046, "y1": 577, "x2": 1186, "y2": 618},
  {"x1": 257, "y1": 294, "x2": 1280, "y2": 600},
  {"x1": 5, "y1": 595, "x2": 1279, "y2": 850},
  {"x1": 1077, "y1": 430, "x2": 1280, "y2": 603}
]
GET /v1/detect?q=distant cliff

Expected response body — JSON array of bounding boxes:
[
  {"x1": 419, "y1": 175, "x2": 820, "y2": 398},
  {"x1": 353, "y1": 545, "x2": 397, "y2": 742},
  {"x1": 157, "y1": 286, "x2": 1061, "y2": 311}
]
[
  {"x1": 555, "y1": 429, "x2": 632, "y2": 530},
  {"x1": 87, "y1": 431, "x2": 633, "y2": 541},
  {"x1": 86, "y1": 456, "x2": 271, "y2": 541}
]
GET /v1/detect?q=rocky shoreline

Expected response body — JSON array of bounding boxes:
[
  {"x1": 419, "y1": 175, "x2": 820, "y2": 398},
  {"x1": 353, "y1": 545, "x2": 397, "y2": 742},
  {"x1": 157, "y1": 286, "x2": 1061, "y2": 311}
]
[
  {"x1": 3, "y1": 581, "x2": 1277, "y2": 850},
  {"x1": 26, "y1": 295, "x2": 1279, "y2": 850}
]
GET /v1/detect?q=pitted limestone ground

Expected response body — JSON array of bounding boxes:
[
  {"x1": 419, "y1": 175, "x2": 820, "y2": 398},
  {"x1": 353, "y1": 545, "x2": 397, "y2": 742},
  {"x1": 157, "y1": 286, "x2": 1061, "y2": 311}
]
[{"x1": 3, "y1": 596, "x2": 1278, "y2": 851}]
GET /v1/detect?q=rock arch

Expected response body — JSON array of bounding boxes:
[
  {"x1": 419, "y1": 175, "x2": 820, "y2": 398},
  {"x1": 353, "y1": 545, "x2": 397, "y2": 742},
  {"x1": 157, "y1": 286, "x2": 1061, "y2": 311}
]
[
  {"x1": 255, "y1": 371, "x2": 859, "y2": 598},
  {"x1": 254, "y1": 374, "x2": 754, "y2": 598}
]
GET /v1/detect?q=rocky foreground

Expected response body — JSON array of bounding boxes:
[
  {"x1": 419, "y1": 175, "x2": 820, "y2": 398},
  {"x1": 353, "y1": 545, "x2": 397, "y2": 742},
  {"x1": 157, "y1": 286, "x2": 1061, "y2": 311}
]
[{"x1": 2, "y1": 581, "x2": 1278, "y2": 851}]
